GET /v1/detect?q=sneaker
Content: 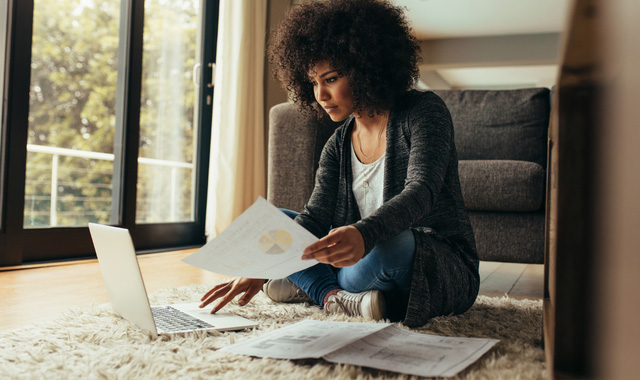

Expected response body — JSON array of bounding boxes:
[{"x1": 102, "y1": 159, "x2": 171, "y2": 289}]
[
  {"x1": 324, "y1": 290, "x2": 386, "y2": 320},
  {"x1": 263, "y1": 278, "x2": 313, "y2": 303}
]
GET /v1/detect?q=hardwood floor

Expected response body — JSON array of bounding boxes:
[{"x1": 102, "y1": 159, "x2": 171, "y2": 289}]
[
  {"x1": 478, "y1": 261, "x2": 543, "y2": 299},
  {"x1": 0, "y1": 252, "x2": 543, "y2": 331},
  {"x1": 0, "y1": 250, "x2": 229, "y2": 331}
]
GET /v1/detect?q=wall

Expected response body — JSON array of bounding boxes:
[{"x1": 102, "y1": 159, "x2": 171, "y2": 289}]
[{"x1": 418, "y1": 33, "x2": 561, "y2": 89}]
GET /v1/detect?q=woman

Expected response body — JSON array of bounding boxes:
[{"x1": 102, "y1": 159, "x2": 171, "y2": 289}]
[{"x1": 200, "y1": 0, "x2": 479, "y2": 327}]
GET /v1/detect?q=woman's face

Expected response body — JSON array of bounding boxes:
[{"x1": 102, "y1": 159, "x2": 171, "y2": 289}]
[{"x1": 309, "y1": 61, "x2": 354, "y2": 122}]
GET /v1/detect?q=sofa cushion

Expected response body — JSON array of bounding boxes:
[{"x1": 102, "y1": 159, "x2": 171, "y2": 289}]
[
  {"x1": 459, "y1": 160, "x2": 545, "y2": 212},
  {"x1": 468, "y1": 211, "x2": 545, "y2": 263},
  {"x1": 433, "y1": 88, "x2": 550, "y2": 168}
]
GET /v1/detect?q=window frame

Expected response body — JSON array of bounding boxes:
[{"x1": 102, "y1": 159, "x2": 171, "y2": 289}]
[{"x1": 0, "y1": 0, "x2": 219, "y2": 266}]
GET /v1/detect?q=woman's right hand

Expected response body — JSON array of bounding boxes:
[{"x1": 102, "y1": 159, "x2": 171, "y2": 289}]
[{"x1": 199, "y1": 277, "x2": 265, "y2": 314}]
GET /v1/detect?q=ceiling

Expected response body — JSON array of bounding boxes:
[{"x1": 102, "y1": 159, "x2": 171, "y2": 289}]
[
  {"x1": 395, "y1": 0, "x2": 571, "y2": 40},
  {"x1": 393, "y1": 0, "x2": 574, "y2": 89}
]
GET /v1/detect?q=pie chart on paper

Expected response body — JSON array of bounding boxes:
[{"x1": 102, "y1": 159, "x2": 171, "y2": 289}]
[{"x1": 258, "y1": 230, "x2": 293, "y2": 254}]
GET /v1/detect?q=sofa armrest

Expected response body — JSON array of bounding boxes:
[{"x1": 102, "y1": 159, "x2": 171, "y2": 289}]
[{"x1": 267, "y1": 103, "x2": 318, "y2": 211}]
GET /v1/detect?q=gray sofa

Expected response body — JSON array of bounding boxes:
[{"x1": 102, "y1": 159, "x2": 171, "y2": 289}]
[{"x1": 267, "y1": 88, "x2": 549, "y2": 264}]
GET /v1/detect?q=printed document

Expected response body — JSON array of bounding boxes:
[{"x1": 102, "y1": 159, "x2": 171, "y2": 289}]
[
  {"x1": 221, "y1": 320, "x2": 499, "y2": 378},
  {"x1": 182, "y1": 197, "x2": 319, "y2": 278},
  {"x1": 221, "y1": 320, "x2": 392, "y2": 359}
]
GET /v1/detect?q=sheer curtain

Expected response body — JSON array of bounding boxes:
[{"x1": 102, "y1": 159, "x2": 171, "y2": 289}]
[{"x1": 205, "y1": 0, "x2": 267, "y2": 239}]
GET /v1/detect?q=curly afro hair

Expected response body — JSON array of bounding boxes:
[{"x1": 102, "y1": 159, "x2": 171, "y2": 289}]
[{"x1": 268, "y1": 0, "x2": 421, "y2": 118}]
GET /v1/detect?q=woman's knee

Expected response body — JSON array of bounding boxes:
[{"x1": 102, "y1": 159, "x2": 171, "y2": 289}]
[
  {"x1": 280, "y1": 208, "x2": 299, "y2": 219},
  {"x1": 368, "y1": 229, "x2": 415, "y2": 267},
  {"x1": 337, "y1": 230, "x2": 416, "y2": 292}
]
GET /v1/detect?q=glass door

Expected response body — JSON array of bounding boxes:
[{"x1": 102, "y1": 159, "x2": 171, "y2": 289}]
[
  {"x1": 137, "y1": 0, "x2": 204, "y2": 224},
  {"x1": 25, "y1": 0, "x2": 121, "y2": 228},
  {"x1": 0, "y1": 0, "x2": 218, "y2": 265}
]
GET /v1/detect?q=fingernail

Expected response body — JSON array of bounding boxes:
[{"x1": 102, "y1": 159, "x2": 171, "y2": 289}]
[
  {"x1": 199, "y1": 303, "x2": 204, "y2": 308},
  {"x1": 238, "y1": 300, "x2": 245, "y2": 306}
]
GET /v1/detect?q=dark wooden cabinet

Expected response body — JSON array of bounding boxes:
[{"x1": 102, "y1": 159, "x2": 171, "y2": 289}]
[{"x1": 544, "y1": 0, "x2": 640, "y2": 378}]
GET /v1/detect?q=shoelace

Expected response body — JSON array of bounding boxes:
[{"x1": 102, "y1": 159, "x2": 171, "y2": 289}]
[{"x1": 332, "y1": 292, "x2": 364, "y2": 316}]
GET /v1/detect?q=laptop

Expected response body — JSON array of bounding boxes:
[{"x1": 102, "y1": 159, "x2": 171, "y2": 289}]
[{"x1": 88, "y1": 223, "x2": 257, "y2": 337}]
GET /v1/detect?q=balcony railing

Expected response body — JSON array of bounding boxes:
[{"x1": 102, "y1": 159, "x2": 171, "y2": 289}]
[{"x1": 26, "y1": 144, "x2": 194, "y2": 227}]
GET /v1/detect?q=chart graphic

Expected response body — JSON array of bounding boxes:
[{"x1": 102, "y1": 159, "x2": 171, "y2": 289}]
[{"x1": 258, "y1": 230, "x2": 293, "y2": 254}]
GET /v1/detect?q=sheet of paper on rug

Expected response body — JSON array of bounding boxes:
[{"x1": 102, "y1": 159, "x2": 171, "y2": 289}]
[
  {"x1": 183, "y1": 197, "x2": 319, "y2": 278},
  {"x1": 221, "y1": 320, "x2": 499, "y2": 378},
  {"x1": 220, "y1": 320, "x2": 392, "y2": 359},
  {"x1": 323, "y1": 324, "x2": 499, "y2": 378}
]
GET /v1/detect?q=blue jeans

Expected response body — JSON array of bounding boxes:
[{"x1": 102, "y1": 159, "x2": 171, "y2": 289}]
[{"x1": 281, "y1": 209, "x2": 415, "y2": 307}]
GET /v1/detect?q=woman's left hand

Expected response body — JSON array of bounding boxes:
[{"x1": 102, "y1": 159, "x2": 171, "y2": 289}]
[
  {"x1": 301, "y1": 226, "x2": 365, "y2": 267},
  {"x1": 199, "y1": 277, "x2": 264, "y2": 314}
]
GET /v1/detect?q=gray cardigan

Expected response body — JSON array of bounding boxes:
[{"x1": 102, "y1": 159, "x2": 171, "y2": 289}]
[{"x1": 295, "y1": 90, "x2": 480, "y2": 327}]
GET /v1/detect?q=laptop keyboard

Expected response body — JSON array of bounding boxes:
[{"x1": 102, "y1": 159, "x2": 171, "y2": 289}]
[{"x1": 151, "y1": 306, "x2": 215, "y2": 332}]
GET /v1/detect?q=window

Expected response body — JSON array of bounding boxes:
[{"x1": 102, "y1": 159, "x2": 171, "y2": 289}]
[
  {"x1": 137, "y1": 0, "x2": 202, "y2": 224},
  {"x1": 1, "y1": 0, "x2": 219, "y2": 265},
  {"x1": 25, "y1": 0, "x2": 122, "y2": 228}
]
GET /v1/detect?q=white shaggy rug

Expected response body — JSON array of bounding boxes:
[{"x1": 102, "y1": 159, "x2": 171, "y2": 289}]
[{"x1": 0, "y1": 282, "x2": 545, "y2": 379}]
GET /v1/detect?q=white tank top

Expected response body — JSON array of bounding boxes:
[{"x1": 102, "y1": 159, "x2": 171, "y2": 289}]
[{"x1": 351, "y1": 141, "x2": 385, "y2": 218}]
